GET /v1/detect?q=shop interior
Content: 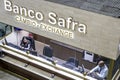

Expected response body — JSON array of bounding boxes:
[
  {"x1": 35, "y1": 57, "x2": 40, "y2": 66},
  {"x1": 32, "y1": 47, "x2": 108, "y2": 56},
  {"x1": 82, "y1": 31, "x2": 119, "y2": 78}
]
[{"x1": 0, "y1": 22, "x2": 120, "y2": 79}]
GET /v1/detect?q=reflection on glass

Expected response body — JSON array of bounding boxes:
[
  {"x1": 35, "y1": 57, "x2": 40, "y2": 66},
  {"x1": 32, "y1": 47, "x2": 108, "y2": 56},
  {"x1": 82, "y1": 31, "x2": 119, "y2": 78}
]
[{"x1": 0, "y1": 22, "x2": 12, "y2": 37}]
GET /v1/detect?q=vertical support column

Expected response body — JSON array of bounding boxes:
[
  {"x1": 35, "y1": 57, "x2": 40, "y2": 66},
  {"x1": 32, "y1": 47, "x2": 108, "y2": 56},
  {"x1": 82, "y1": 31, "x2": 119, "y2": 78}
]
[{"x1": 107, "y1": 59, "x2": 114, "y2": 80}]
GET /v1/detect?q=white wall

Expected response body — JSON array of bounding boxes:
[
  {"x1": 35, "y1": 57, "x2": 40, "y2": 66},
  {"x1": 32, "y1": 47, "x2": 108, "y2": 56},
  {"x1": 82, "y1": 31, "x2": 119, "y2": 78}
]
[{"x1": 6, "y1": 30, "x2": 29, "y2": 46}]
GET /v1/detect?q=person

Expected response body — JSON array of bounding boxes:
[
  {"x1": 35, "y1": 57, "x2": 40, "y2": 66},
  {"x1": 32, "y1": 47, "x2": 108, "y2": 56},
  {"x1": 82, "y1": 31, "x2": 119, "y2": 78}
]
[
  {"x1": 87, "y1": 60, "x2": 108, "y2": 80},
  {"x1": 20, "y1": 37, "x2": 31, "y2": 50},
  {"x1": 28, "y1": 33, "x2": 36, "y2": 51}
]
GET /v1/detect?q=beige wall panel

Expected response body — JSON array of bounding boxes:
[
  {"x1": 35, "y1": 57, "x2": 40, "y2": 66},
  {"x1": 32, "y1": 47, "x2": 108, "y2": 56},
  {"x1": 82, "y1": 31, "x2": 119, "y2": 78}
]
[{"x1": 0, "y1": 0, "x2": 120, "y2": 60}]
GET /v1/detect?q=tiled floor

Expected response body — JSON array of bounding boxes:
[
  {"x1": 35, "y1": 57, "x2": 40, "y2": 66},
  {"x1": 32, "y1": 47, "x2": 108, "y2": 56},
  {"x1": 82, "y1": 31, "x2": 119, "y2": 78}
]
[{"x1": 46, "y1": 0, "x2": 120, "y2": 17}]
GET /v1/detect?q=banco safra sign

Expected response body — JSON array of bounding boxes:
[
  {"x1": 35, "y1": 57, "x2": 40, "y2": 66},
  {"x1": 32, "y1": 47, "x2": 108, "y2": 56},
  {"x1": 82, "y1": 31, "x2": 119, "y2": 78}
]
[{"x1": 4, "y1": 0, "x2": 87, "y2": 39}]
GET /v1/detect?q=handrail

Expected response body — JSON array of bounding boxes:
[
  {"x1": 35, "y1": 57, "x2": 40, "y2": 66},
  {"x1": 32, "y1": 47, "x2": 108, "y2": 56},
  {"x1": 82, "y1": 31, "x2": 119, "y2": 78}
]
[
  {"x1": 0, "y1": 67, "x2": 29, "y2": 80},
  {"x1": 112, "y1": 68, "x2": 120, "y2": 80},
  {"x1": 0, "y1": 57, "x2": 55, "y2": 80},
  {"x1": 0, "y1": 44, "x2": 97, "y2": 80}
]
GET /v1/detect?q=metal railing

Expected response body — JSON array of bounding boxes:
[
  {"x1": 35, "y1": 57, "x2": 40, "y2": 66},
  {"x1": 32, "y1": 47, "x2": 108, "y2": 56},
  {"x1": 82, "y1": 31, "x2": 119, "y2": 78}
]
[
  {"x1": 112, "y1": 68, "x2": 120, "y2": 80},
  {"x1": 0, "y1": 44, "x2": 97, "y2": 80},
  {"x1": 0, "y1": 67, "x2": 29, "y2": 80}
]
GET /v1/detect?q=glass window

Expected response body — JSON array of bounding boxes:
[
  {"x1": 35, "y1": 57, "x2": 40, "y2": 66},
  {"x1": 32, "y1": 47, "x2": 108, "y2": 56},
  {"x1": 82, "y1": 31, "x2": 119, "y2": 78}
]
[{"x1": 0, "y1": 22, "x2": 12, "y2": 38}]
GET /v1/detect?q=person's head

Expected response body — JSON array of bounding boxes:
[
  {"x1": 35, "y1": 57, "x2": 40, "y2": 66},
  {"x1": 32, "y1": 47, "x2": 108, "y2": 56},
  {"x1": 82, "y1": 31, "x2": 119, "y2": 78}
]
[
  {"x1": 98, "y1": 60, "x2": 105, "y2": 67},
  {"x1": 29, "y1": 33, "x2": 33, "y2": 38},
  {"x1": 23, "y1": 37, "x2": 28, "y2": 43}
]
